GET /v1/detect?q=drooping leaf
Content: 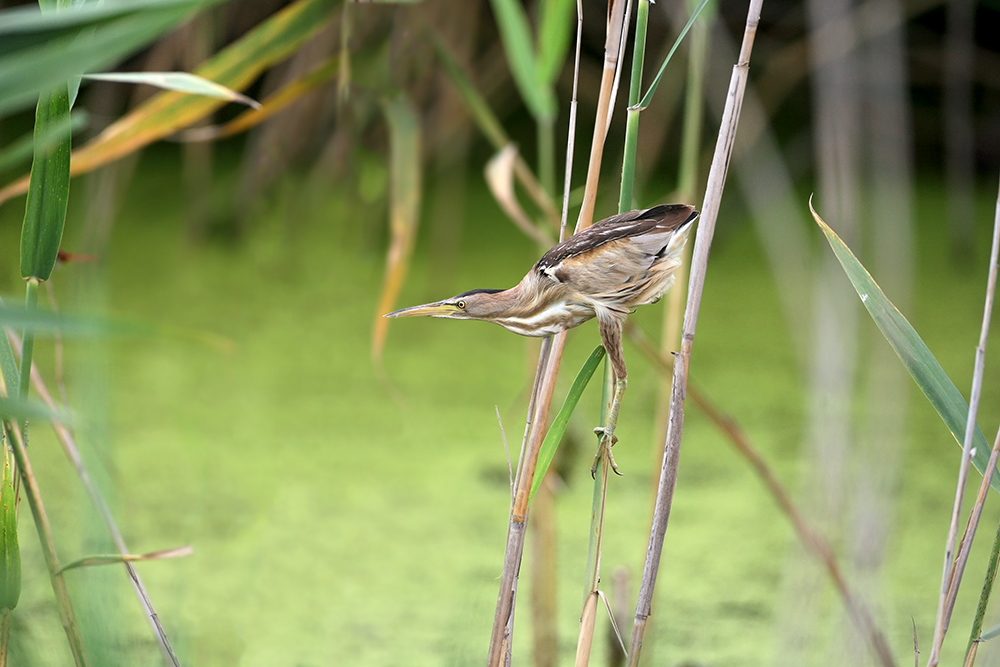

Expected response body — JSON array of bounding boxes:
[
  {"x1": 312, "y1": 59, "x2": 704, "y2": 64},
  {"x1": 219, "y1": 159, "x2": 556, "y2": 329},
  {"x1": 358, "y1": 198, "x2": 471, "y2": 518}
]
[
  {"x1": 372, "y1": 94, "x2": 422, "y2": 363},
  {"x1": 20, "y1": 84, "x2": 72, "y2": 281},
  {"x1": 488, "y1": 0, "x2": 555, "y2": 122},
  {"x1": 811, "y1": 201, "x2": 1000, "y2": 494},
  {"x1": 530, "y1": 346, "x2": 606, "y2": 501},
  {"x1": 176, "y1": 54, "x2": 339, "y2": 141},
  {"x1": 56, "y1": 546, "x2": 193, "y2": 574},
  {"x1": 485, "y1": 145, "x2": 552, "y2": 247},
  {"x1": 83, "y1": 72, "x2": 261, "y2": 108},
  {"x1": 0, "y1": 0, "x2": 216, "y2": 117},
  {"x1": 0, "y1": 0, "x2": 340, "y2": 207}
]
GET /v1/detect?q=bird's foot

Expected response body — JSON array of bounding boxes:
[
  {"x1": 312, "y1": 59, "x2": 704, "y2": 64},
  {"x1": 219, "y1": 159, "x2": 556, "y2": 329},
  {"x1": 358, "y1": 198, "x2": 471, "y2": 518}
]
[{"x1": 591, "y1": 426, "x2": 622, "y2": 477}]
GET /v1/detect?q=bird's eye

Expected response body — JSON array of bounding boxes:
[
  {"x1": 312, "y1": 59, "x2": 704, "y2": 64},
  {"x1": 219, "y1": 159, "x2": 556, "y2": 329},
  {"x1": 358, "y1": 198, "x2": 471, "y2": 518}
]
[{"x1": 457, "y1": 300, "x2": 466, "y2": 309}]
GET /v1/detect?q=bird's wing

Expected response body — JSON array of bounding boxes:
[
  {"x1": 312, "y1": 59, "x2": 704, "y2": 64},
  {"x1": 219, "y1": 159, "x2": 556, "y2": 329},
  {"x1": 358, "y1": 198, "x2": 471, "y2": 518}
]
[{"x1": 535, "y1": 205, "x2": 697, "y2": 296}]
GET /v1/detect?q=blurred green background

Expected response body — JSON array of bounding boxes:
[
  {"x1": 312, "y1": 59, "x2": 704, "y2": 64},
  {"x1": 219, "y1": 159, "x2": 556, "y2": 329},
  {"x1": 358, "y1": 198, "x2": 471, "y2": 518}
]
[{"x1": 2, "y1": 0, "x2": 1000, "y2": 666}]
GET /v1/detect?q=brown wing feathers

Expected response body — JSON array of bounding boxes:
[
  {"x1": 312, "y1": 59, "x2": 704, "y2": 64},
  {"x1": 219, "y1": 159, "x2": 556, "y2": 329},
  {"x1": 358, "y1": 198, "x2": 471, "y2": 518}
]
[{"x1": 536, "y1": 204, "x2": 697, "y2": 273}]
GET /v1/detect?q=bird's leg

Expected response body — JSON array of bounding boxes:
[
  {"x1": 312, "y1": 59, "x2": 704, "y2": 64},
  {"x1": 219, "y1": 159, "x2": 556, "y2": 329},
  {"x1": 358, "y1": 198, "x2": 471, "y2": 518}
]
[
  {"x1": 592, "y1": 315, "x2": 627, "y2": 476},
  {"x1": 592, "y1": 376, "x2": 627, "y2": 476}
]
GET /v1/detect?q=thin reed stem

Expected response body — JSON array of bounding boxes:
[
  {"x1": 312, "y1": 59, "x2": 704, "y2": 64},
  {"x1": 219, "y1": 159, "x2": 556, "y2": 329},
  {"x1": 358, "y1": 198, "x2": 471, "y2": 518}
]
[
  {"x1": 4, "y1": 423, "x2": 87, "y2": 666},
  {"x1": 626, "y1": 2, "x2": 762, "y2": 663},
  {"x1": 929, "y1": 172, "x2": 1000, "y2": 667},
  {"x1": 967, "y1": 513, "x2": 1000, "y2": 660},
  {"x1": 628, "y1": 321, "x2": 896, "y2": 666},
  {"x1": 5, "y1": 330, "x2": 184, "y2": 667}
]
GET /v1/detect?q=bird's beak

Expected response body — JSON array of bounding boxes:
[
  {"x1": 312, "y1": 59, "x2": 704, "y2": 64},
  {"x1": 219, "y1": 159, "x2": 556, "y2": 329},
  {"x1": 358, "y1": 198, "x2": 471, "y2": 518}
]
[{"x1": 384, "y1": 301, "x2": 461, "y2": 318}]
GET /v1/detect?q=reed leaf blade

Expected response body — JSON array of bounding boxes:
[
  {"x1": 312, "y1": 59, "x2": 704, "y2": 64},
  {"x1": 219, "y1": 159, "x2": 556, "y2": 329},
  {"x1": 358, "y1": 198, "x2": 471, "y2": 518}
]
[
  {"x1": 83, "y1": 72, "x2": 261, "y2": 108},
  {"x1": 530, "y1": 345, "x2": 605, "y2": 501},
  {"x1": 488, "y1": 0, "x2": 555, "y2": 121},
  {"x1": 811, "y1": 202, "x2": 1000, "y2": 494},
  {"x1": 0, "y1": 0, "x2": 339, "y2": 206},
  {"x1": 536, "y1": 0, "x2": 575, "y2": 86},
  {"x1": 372, "y1": 94, "x2": 422, "y2": 362},
  {"x1": 20, "y1": 85, "x2": 71, "y2": 281}
]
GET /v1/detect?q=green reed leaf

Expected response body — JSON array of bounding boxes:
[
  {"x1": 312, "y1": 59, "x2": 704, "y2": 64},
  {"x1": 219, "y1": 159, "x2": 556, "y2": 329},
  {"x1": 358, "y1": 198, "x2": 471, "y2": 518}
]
[
  {"x1": 637, "y1": 0, "x2": 711, "y2": 110},
  {"x1": 530, "y1": 346, "x2": 606, "y2": 501},
  {"x1": 536, "y1": 0, "x2": 575, "y2": 86},
  {"x1": 489, "y1": 0, "x2": 555, "y2": 122},
  {"x1": 20, "y1": 84, "x2": 71, "y2": 281},
  {"x1": 0, "y1": 448, "x2": 19, "y2": 612},
  {"x1": 811, "y1": 201, "x2": 1000, "y2": 494}
]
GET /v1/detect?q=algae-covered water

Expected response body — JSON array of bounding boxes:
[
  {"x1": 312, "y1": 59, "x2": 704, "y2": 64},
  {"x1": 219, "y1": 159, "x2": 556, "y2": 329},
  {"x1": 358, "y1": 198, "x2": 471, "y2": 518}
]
[{"x1": 2, "y1": 166, "x2": 1000, "y2": 666}]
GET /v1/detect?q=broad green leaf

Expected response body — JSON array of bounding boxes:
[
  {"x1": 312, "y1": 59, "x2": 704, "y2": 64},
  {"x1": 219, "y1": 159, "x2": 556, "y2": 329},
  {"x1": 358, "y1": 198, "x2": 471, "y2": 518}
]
[
  {"x1": 0, "y1": 0, "x2": 340, "y2": 206},
  {"x1": 0, "y1": 0, "x2": 215, "y2": 117},
  {"x1": 530, "y1": 346, "x2": 606, "y2": 501},
  {"x1": 637, "y1": 0, "x2": 712, "y2": 110},
  {"x1": 20, "y1": 84, "x2": 71, "y2": 281},
  {"x1": 372, "y1": 94, "x2": 422, "y2": 363},
  {"x1": 536, "y1": 0, "x2": 575, "y2": 86},
  {"x1": 981, "y1": 622, "x2": 1000, "y2": 641},
  {"x1": 811, "y1": 202, "x2": 1000, "y2": 494},
  {"x1": 488, "y1": 0, "x2": 556, "y2": 122},
  {"x1": 83, "y1": 72, "x2": 261, "y2": 108},
  {"x1": 0, "y1": 448, "x2": 19, "y2": 612}
]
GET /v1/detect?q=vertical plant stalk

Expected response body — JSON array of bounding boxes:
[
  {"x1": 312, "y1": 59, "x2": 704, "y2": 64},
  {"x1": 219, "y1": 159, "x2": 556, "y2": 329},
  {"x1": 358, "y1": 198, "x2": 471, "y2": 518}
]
[
  {"x1": 575, "y1": 0, "x2": 628, "y2": 231},
  {"x1": 625, "y1": 1, "x2": 762, "y2": 664},
  {"x1": 929, "y1": 175, "x2": 1000, "y2": 666},
  {"x1": 6, "y1": 331, "x2": 184, "y2": 667},
  {"x1": 967, "y1": 515, "x2": 1000, "y2": 660},
  {"x1": 487, "y1": 2, "x2": 606, "y2": 663},
  {"x1": 573, "y1": 2, "x2": 643, "y2": 664},
  {"x1": 5, "y1": 423, "x2": 87, "y2": 666},
  {"x1": 628, "y1": 321, "x2": 897, "y2": 667},
  {"x1": 487, "y1": 336, "x2": 565, "y2": 667},
  {"x1": 927, "y1": 175, "x2": 1000, "y2": 667},
  {"x1": 654, "y1": 0, "x2": 711, "y2": 469}
]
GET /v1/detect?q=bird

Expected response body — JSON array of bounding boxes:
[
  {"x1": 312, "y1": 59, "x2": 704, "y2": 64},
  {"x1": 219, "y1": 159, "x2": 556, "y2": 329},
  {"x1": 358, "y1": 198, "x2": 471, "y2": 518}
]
[{"x1": 385, "y1": 203, "x2": 699, "y2": 473}]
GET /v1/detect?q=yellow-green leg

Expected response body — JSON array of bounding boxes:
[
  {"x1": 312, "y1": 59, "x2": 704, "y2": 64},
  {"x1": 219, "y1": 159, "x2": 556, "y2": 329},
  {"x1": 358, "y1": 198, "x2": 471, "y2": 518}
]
[{"x1": 591, "y1": 377, "x2": 627, "y2": 476}]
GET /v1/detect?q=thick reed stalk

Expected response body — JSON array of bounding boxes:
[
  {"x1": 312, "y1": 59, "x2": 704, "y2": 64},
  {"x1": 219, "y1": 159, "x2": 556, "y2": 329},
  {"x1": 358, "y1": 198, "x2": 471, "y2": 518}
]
[
  {"x1": 4, "y1": 423, "x2": 87, "y2": 666},
  {"x1": 625, "y1": 2, "x2": 762, "y2": 663},
  {"x1": 654, "y1": 0, "x2": 711, "y2": 470},
  {"x1": 929, "y1": 174, "x2": 1000, "y2": 666}
]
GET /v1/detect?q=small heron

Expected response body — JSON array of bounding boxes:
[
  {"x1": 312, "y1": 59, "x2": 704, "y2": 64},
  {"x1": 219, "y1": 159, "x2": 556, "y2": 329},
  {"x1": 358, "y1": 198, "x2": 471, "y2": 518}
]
[{"x1": 386, "y1": 204, "x2": 699, "y2": 472}]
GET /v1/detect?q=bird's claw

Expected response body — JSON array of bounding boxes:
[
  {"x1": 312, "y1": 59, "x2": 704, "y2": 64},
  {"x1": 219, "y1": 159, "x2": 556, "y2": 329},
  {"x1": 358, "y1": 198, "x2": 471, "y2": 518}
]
[{"x1": 591, "y1": 427, "x2": 622, "y2": 477}]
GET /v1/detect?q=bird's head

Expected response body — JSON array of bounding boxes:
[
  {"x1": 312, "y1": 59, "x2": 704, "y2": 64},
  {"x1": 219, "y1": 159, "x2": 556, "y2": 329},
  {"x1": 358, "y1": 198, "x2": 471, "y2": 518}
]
[{"x1": 384, "y1": 288, "x2": 511, "y2": 322}]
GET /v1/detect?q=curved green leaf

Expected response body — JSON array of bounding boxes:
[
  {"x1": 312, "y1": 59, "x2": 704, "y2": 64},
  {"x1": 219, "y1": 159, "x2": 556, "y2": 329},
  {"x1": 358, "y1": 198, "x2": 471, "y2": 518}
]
[
  {"x1": 811, "y1": 202, "x2": 1000, "y2": 494},
  {"x1": 0, "y1": 0, "x2": 215, "y2": 117},
  {"x1": 637, "y1": 0, "x2": 712, "y2": 110},
  {"x1": 530, "y1": 346, "x2": 606, "y2": 501},
  {"x1": 536, "y1": 0, "x2": 575, "y2": 86}
]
